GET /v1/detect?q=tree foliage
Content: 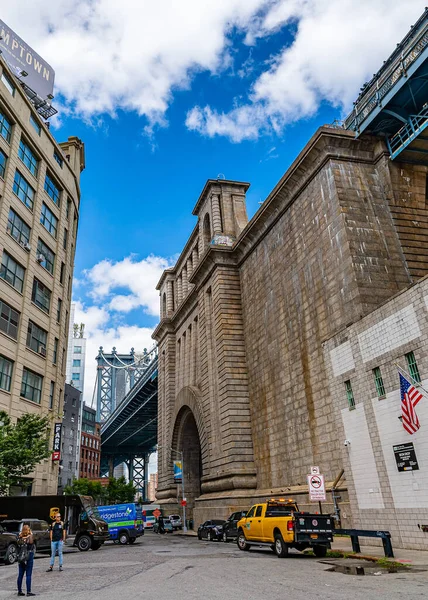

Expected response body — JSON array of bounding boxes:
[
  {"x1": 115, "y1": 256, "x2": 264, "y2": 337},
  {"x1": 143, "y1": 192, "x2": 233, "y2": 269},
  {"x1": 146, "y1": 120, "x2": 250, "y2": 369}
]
[
  {"x1": 0, "y1": 411, "x2": 51, "y2": 496},
  {"x1": 64, "y1": 476, "x2": 136, "y2": 504}
]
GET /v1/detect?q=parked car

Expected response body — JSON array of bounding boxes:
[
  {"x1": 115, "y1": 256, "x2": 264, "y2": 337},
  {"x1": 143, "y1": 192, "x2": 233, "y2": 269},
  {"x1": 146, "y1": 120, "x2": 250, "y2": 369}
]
[
  {"x1": 197, "y1": 520, "x2": 225, "y2": 541},
  {"x1": 0, "y1": 519, "x2": 51, "y2": 552},
  {"x1": 221, "y1": 511, "x2": 249, "y2": 543},
  {"x1": 0, "y1": 524, "x2": 18, "y2": 565},
  {"x1": 168, "y1": 515, "x2": 182, "y2": 530},
  {"x1": 153, "y1": 518, "x2": 173, "y2": 534}
]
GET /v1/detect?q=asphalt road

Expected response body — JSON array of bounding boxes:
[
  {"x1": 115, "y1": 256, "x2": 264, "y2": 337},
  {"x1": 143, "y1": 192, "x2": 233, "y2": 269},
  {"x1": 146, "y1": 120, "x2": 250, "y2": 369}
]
[{"x1": 1, "y1": 532, "x2": 427, "y2": 600}]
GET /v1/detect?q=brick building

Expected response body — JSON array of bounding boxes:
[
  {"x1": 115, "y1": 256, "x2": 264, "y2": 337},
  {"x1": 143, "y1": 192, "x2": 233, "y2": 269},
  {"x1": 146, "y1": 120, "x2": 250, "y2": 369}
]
[
  {"x1": 58, "y1": 383, "x2": 82, "y2": 491},
  {"x1": 79, "y1": 403, "x2": 101, "y2": 479},
  {"x1": 154, "y1": 126, "x2": 428, "y2": 548}
]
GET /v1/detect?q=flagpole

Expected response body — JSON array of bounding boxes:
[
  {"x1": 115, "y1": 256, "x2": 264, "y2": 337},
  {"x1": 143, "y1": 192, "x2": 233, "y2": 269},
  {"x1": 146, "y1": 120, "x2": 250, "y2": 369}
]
[{"x1": 395, "y1": 362, "x2": 428, "y2": 397}]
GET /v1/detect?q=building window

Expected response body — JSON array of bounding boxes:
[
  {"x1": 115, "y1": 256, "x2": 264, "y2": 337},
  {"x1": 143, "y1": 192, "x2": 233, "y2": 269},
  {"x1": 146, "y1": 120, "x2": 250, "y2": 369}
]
[
  {"x1": 31, "y1": 278, "x2": 51, "y2": 314},
  {"x1": 0, "y1": 251, "x2": 25, "y2": 293},
  {"x1": 40, "y1": 203, "x2": 58, "y2": 238},
  {"x1": 66, "y1": 199, "x2": 71, "y2": 220},
  {"x1": 71, "y1": 414, "x2": 75, "y2": 423},
  {"x1": 7, "y1": 209, "x2": 31, "y2": 246},
  {"x1": 69, "y1": 445, "x2": 73, "y2": 453},
  {"x1": 67, "y1": 276, "x2": 71, "y2": 300},
  {"x1": 37, "y1": 238, "x2": 55, "y2": 275},
  {"x1": 18, "y1": 139, "x2": 38, "y2": 177},
  {"x1": 26, "y1": 320, "x2": 47, "y2": 355},
  {"x1": 345, "y1": 380, "x2": 355, "y2": 409},
  {"x1": 73, "y1": 359, "x2": 81, "y2": 367},
  {"x1": 373, "y1": 367, "x2": 386, "y2": 398},
  {"x1": 62, "y1": 348, "x2": 66, "y2": 374},
  {"x1": 72, "y1": 373, "x2": 80, "y2": 381},
  {"x1": 21, "y1": 367, "x2": 43, "y2": 404},
  {"x1": 72, "y1": 398, "x2": 76, "y2": 407},
  {"x1": 49, "y1": 381, "x2": 55, "y2": 409},
  {"x1": 0, "y1": 148, "x2": 6, "y2": 178},
  {"x1": 13, "y1": 170, "x2": 35, "y2": 210},
  {"x1": 0, "y1": 110, "x2": 12, "y2": 143},
  {"x1": 57, "y1": 298, "x2": 62, "y2": 323},
  {"x1": 60, "y1": 262, "x2": 65, "y2": 284},
  {"x1": 63, "y1": 228, "x2": 68, "y2": 251},
  {"x1": 0, "y1": 299, "x2": 20, "y2": 339},
  {"x1": 405, "y1": 351, "x2": 421, "y2": 384},
  {"x1": 53, "y1": 338, "x2": 58, "y2": 365},
  {"x1": 1, "y1": 71, "x2": 15, "y2": 96},
  {"x1": 74, "y1": 346, "x2": 82, "y2": 354},
  {"x1": 53, "y1": 151, "x2": 63, "y2": 168},
  {"x1": 0, "y1": 354, "x2": 13, "y2": 392},
  {"x1": 44, "y1": 172, "x2": 61, "y2": 206},
  {"x1": 29, "y1": 113, "x2": 41, "y2": 135}
]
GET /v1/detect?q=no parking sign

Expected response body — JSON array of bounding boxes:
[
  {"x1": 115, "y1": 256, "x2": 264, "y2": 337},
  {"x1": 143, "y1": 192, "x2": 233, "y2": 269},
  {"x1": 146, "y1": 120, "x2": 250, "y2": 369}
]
[{"x1": 307, "y1": 473, "x2": 326, "y2": 501}]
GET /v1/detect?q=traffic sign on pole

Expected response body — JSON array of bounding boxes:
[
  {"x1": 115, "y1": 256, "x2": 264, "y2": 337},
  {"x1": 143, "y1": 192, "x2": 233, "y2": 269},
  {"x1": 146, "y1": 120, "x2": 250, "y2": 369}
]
[
  {"x1": 310, "y1": 466, "x2": 320, "y2": 475},
  {"x1": 307, "y1": 474, "x2": 326, "y2": 501}
]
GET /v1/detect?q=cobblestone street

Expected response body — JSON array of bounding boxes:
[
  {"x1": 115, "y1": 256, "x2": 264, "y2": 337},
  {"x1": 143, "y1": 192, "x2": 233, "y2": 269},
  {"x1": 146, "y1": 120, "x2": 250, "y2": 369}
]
[{"x1": 1, "y1": 533, "x2": 427, "y2": 600}]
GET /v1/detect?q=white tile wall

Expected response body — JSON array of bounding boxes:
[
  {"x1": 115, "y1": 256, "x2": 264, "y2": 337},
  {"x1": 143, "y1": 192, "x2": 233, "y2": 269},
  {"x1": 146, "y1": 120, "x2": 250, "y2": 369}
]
[
  {"x1": 358, "y1": 305, "x2": 421, "y2": 363},
  {"x1": 372, "y1": 382, "x2": 428, "y2": 509},
  {"x1": 330, "y1": 341, "x2": 355, "y2": 376},
  {"x1": 341, "y1": 404, "x2": 385, "y2": 509}
]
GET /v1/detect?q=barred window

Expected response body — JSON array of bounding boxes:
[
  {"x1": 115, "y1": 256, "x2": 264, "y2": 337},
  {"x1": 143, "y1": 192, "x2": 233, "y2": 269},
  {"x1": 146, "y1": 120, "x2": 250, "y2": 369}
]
[
  {"x1": 0, "y1": 299, "x2": 19, "y2": 339},
  {"x1": 345, "y1": 380, "x2": 355, "y2": 409},
  {"x1": 18, "y1": 139, "x2": 38, "y2": 177},
  {"x1": 21, "y1": 367, "x2": 43, "y2": 404},
  {"x1": 13, "y1": 170, "x2": 35, "y2": 210},
  {"x1": 44, "y1": 172, "x2": 61, "y2": 206},
  {"x1": 53, "y1": 151, "x2": 63, "y2": 168},
  {"x1": 0, "y1": 251, "x2": 25, "y2": 293},
  {"x1": 29, "y1": 113, "x2": 41, "y2": 135},
  {"x1": 0, "y1": 148, "x2": 6, "y2": 178},
  {"x1": 7, "y1": 208, "x2": 31, "y2": 246},
  {"x1": 27, "y1": 320, "x2": 47, "y2": 354},
  {"x1": 37, "y1": 238, "x2": 55, "y2": 275},
  {"x1": 373, "y1": 367, "x2": 386, "y2": 398},
  {"x1": 40, "y1": 203, "x2": 58, "y2": 238},
  {"x1": 0, "y1": 110, "x2": 12, "y2": 143},
  {"x1": 405, "y1": 351, "x2": 421, "y2": 384},
  {"x1": 31, "y1": 278, "x2": 51, "y2": 314},
  {"x1": 0, "y1": 354, "x2": 13, "y2": 392},
  {"x1": 1, "y1": 72, "x2": 15, "y2": 96}
]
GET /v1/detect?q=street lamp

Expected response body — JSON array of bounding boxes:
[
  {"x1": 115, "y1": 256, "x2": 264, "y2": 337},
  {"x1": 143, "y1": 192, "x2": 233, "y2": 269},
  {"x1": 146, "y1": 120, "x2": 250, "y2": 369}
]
[{"x1": 158, "y1": 445, "x2": 188, "y2": 533}]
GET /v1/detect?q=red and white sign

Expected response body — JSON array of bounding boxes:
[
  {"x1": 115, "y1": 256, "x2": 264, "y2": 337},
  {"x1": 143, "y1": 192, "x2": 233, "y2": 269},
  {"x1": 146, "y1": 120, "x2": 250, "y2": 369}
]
[
  {"x1": 181, "y1": 500, "x2": 187, "y2": 507},
  {"x1": 307, "y1": 474, "x2": 326, "y2": 501},
  {"x1": 153, "y1": 508, "x2": 161, "y2": 518}
]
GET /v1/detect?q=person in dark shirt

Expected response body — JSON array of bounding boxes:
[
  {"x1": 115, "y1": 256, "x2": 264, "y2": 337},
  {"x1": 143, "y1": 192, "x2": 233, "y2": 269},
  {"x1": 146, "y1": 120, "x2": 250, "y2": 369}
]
[{"x1": 46, "y1": 514, "x2": 66, "y2": 572}]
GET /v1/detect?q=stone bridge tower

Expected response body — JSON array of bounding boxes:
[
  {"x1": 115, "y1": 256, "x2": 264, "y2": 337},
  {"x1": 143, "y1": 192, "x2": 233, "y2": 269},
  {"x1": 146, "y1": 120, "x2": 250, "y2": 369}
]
[{"x1": 153, "y1": 180, "x2": 257, "y2": 522}]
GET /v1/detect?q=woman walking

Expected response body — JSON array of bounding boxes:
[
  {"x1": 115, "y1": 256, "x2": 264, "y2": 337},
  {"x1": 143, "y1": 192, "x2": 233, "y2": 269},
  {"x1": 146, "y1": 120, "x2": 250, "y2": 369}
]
[{"x1": 17, "y1": 524, "x2": 35, "y2": 597}]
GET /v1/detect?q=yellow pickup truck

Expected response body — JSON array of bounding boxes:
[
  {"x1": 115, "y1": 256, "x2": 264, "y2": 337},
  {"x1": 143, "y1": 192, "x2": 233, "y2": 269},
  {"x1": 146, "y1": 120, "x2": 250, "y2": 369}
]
[{"x1": 237, "y1": 499, "x2": 333, "y2": 558}]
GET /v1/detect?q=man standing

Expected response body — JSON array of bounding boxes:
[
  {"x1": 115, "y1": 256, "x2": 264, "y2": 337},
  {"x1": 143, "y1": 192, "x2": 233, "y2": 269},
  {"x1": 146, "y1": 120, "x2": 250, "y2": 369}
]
[{"x1": 46, "y1": 514, "x2": 66, "y2": 572}]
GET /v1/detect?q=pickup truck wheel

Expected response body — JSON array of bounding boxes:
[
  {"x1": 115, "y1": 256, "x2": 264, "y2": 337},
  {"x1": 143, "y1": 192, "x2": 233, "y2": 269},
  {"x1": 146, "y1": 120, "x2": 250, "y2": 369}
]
[
  {"x1": 313, "y1": 545, "x2": 327, "y2": 558},
  {"x1": 237, "y1": 531, "x2": 250, "y2": 551},
  {"x1": 274, "y1": 533, "x2": 289, "y2": 558},
  {"x1": 76, "y1": 535, "x2": 91, "y2": 552}
]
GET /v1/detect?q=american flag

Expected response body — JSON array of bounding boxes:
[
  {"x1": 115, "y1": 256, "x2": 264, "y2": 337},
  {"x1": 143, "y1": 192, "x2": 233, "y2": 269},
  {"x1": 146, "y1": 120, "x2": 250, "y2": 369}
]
[{"x1": 399, "y1": 373, "x2": 423, "y2": 435}]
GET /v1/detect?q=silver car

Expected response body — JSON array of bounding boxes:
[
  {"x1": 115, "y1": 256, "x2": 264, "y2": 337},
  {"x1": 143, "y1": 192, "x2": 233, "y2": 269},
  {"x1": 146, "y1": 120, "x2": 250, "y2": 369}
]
[{"x1": 168, "y1": 514, "x2": 182, "y2": 530}]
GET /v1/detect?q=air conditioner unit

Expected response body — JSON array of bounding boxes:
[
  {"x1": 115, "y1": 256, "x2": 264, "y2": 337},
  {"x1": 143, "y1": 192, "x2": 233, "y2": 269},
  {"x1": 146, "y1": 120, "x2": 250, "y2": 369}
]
[
  {"x1": 23, "y1": 242, "x2": 31, "y2": 251},
  {"x1": 37, "y1": 254, "x2": 44, "y2": 263},
  {"x1": 40, "y1": 346, "x2": 47, "y2": 357}
]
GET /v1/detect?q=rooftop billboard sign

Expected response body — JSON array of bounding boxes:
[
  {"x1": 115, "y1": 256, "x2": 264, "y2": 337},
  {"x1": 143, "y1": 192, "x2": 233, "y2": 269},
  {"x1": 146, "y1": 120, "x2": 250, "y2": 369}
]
[{"x1": 0, "y1": 19, "x2": 55, "y2": 100}]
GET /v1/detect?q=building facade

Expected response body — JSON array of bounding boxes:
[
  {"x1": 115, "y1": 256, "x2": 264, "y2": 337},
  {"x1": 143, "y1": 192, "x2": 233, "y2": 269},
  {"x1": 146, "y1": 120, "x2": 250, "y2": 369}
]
[
  {"x1": 79, "y1": 403, "x2": 101, "y2": 480},
  {"x1": 58, "y1": 383, "x2": 82, "y2": 492},
  {"x1": 0, "y1": 56, "x2": 85, "y2": 495},
  {"x1": 153, "y1": 127, "x2": 428, "y2": 548},
  {"x1": 147, "y1": 472, "x2": 158, "y2": 502},
  {"x1": 66, "y1": 303, "x2": 86, "y2": 394}
]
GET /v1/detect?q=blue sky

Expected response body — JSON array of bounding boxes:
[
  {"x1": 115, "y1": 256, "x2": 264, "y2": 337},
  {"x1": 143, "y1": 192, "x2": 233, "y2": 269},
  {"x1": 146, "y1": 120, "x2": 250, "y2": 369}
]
[{"x1": 4, "y1": 0, "x2": 425, "y2": 402}]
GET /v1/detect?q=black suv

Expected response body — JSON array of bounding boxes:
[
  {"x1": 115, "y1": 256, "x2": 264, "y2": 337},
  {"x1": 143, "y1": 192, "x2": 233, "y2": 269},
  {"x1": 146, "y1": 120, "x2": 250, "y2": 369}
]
[
  {"x1": 0, "y1": 524, "x2": 18, "y2": 565},
  {"x1": 1, "y1": 519, "x2": 51, "y2": 552},
  {"x1": 222, "y1": 511, "x2": 248, "y2": 543}
]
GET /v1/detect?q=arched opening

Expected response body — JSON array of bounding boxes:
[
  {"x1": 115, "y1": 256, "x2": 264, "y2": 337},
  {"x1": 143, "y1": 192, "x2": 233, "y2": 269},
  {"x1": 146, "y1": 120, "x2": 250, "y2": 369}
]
[
  {"x1": 203, "y1": 213, "x2": 211, "y2": 250},
  {"x1": 173, "y1": 407, "x2": 202, "y2": 527},
  {"x1": 162, "y1": 292, "x2": 167, "y2": 317}
]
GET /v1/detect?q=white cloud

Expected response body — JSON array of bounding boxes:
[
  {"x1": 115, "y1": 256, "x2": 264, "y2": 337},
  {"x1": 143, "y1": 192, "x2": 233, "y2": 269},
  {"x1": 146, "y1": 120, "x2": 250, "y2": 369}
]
[
  {"x1": 186, "y1": 0, "x2": 426, "y2": 141},
  {"x1": 85, "y1": 254, "x2": 172, "y2": 316},
  {"x1": 2, "y1": 0, "x2": 269, "y2": 123},
  {"x1": 72, "y1": 253, "x2": 170, "y2": 404}
]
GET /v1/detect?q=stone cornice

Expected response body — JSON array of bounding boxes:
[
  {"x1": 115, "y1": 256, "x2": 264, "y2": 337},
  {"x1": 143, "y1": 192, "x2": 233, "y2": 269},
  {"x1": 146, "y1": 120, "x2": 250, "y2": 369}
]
[{"x1": 192, "y1": 179, "x2": 250, "y2": 216}]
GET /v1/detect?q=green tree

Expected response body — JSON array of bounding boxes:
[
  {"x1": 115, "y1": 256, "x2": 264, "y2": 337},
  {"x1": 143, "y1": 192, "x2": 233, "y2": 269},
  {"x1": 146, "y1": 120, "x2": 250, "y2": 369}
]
[
  {"x1": 63, "y1": 478, "x2": 104, "y2": 500},
  {"x1": 64, "y1": 476, "x2": 136, "y2": 505},
  {"x1": 0, "y1": 411, "x2": 51, "y2": 496},
  {"x1": 105, "y1": 476, "x2": 136, "y2": 504}
]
